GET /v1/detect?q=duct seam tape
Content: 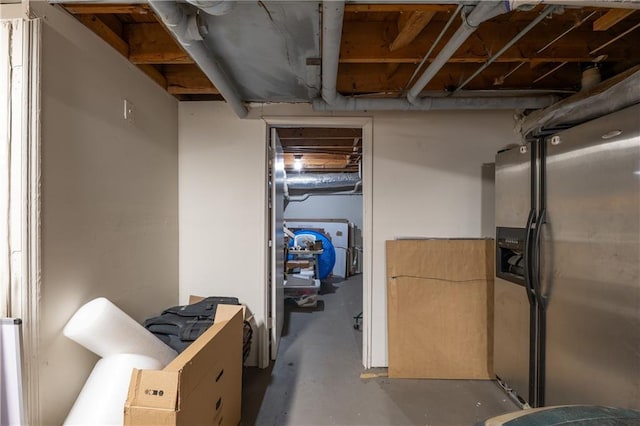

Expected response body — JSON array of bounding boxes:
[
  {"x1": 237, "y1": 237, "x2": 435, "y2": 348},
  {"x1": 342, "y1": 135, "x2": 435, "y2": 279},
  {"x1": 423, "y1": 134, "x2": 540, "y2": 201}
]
[
  {"x1": 63, "y1": 354, "x2": 162, "y2": 426},
  {"x1": 63, "y1": 297, "x2": 177, "y2": 365}
]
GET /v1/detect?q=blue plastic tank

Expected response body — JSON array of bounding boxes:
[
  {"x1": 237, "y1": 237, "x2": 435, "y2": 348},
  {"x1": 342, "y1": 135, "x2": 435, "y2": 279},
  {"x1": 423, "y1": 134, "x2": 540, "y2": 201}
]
[{"x1": 289, "y1": 230, "x2": 336, "y2": 280}]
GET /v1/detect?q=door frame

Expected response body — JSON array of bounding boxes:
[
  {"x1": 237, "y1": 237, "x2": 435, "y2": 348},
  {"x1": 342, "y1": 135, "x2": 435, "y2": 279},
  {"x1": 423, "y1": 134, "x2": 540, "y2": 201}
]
[
  {"x1": 266, "y1": 128, "x2": 286, "y2": 361},
  {"x1": 0, "y1": 16, "x2": 42, "y2": 425},
  {"x1": 262, "y1": 116, "x2": 373, "y2": 368}
]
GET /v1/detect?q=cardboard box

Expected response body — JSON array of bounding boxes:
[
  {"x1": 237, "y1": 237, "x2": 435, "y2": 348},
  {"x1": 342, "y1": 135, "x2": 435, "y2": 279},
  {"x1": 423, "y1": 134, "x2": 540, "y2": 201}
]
[
  {"x1": 124, "y1": 304, "x2": 243, "y2": 426},
  {"x1": 386, "y1": 239, "x2": 494, "y2": 379}
]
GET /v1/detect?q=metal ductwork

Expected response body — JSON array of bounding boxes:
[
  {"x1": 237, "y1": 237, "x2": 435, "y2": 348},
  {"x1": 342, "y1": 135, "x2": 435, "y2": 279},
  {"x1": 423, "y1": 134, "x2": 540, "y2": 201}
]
[
  {"x1": 518, "y1": 65, "x2": 640, "y2": 137},
  {"x1": 186, "y1": 1, "x2": 235, "y2": 15},
  {"x1": 148, "y1": 1, "x2": 248, "y2": 118},
  {"x1": 313, "y1": 95, "x2": 558, "y2": 111},
  {"x1": 286, "y1": 173, "x2": 361, "y2": 190}
]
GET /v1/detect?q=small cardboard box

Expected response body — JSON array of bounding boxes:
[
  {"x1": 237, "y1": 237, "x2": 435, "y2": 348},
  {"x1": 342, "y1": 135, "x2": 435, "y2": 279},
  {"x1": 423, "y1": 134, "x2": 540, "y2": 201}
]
[
  {"x1": 124, "y1": 304, "x2": 243, "y2": 426},
  {"x1": 386, "y1": 239, "x2": 494, "y2": 379}
]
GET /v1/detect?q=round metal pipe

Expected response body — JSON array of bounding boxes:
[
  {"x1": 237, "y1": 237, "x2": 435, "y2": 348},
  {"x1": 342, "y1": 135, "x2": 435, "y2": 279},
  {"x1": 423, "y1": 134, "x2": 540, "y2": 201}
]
[
  {"x1": 454, "y1": 5, "x2": 559, "y2": 93},
  {"x1": 313, "y1": 94, "x2": 558, "y2": 111},
  {"x1": 321, "y1": 1, "x2": 346, "y2": 105},
  {"x1": 148, "y1": 1, "x2": 248, "y2": 118},
  {"x1": 405, "y1": 3, "x2": 463, "y2": 91},
  {"x1": 407, "y1": 1, "x2": 509, "y2": 102}
]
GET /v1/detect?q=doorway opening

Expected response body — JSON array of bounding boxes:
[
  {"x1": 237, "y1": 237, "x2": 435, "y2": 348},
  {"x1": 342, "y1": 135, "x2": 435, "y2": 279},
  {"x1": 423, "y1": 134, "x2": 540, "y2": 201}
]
[{"x1": 265, "y1": 120, "x2": 371, "y2": 370}]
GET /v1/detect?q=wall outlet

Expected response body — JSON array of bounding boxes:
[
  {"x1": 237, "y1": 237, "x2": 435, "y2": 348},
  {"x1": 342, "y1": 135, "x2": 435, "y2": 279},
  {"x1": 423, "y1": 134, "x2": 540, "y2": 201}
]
[{"x1": 124, "y1": 99, "x2": 135, "y2": 123}]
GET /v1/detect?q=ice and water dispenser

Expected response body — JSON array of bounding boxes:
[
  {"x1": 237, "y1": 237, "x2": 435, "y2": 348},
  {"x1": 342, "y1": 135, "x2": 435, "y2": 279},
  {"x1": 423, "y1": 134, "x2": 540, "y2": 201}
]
[{"x1": 496, "y1": 227, "x2": 527, "y2": 285}]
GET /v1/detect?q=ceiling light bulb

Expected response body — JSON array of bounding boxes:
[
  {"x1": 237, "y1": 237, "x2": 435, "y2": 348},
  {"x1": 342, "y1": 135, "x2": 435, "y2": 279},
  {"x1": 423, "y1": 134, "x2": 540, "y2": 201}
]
[{"x1": 294, "y1": 155, "x2": 303, "y2": 171}]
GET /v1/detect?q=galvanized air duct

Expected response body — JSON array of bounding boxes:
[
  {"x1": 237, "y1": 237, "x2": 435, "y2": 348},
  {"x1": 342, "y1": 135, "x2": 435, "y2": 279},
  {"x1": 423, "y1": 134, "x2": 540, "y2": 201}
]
[
  {"x1": 148, "y1": 1, "x2": 248, "y2": 118},
  {"x1": 286, "y1": 173, "x2": 361, "y2": 190},
  {"x1": 186, "y1": 1, "x2": 235, "y2": 15},
  {"x1": 518, "y1": 65, "x2": 640, "y2": 137}
]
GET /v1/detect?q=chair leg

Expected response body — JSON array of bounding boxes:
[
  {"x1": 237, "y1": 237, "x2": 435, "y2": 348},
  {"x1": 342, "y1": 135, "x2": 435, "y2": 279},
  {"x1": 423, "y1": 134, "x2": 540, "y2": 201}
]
[{"x1": 353, "y1": 312, "x2": 363, "y2": 330}]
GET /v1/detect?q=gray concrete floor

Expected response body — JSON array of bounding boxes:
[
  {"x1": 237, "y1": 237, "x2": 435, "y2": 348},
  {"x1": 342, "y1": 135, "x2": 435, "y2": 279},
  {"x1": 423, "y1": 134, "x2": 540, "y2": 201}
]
[{"x1": 242, "y1": 274, "x2": 519, "y2": 426}]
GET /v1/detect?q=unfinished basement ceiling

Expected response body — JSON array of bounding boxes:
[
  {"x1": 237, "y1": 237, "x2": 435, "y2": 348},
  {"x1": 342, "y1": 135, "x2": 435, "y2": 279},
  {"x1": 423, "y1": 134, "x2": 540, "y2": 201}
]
[
  {"x1": 59, "y1": 1, "x2": 640, "y2": 104},
  {"x1": 278, "y1": 127, "x2": 362, "y2": 173}
]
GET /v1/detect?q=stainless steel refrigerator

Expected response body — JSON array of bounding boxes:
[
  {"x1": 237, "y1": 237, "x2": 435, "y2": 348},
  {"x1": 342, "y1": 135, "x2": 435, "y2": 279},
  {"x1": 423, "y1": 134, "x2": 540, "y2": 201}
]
[{"x1": 494, "y1": 103, "x2": 640, "y2": 409}]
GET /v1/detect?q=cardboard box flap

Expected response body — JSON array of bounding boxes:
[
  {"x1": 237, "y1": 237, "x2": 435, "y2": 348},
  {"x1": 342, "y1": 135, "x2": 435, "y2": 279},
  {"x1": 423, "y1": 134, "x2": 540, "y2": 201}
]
[
  {"x1": 164, "y1": 306, "x2": 243, "y2": 401},
  {"x1": 124, "y1": 407, "x2": 176, "y2": 426},
  {"x1": 127, "y1": 369, "x2": 179, "y2": 410},
  {"x1": 212, "y1": 304, "x2": 243, "y2": 323},
  {"x1": 164, "y1": 305, "x2": 242, "y2": 372}
]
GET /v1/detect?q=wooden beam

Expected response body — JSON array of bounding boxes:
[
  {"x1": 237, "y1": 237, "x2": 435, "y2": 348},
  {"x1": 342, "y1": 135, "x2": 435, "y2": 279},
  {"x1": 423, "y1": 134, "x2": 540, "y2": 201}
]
[
  {"x1": 77, "y1": 15, "x2": 128, "y2": 57},
  {"x1": 593, "y1": 9, "x2": 635, "y2": 31},
  {"x1": 164, "y1": 64, "x2": 218, "y2": 95},
  {"x1": 137, "y1": 65, "x2": 167, "y2": 89},
  {"x1": 341, "y1": 21, "x2": 637, "y2": 64},
  {"x1": 345, "y1": 4, "x2": 453, "y2": 13},
  {"x1": 277, "y1": 128, "x2": 362, "y2": 139},
  {"x1": 390, "y1": 11, "x2": 436, "y2": 52},
  {"x1": 285, "y1": 167, "x2": 358, "y2": 173},
  {"x1": 285, "y1": 147, "x2": 357, "y2": 155},
  {"x1": 283, "y1": 142, "x2": 357, "y2": 148},
  {"x1": 96, "y1": 13, "x2": 124, "y2": 38},
  {"x1": 126, "y1": 23, "x2": 193, "y2": 64},
  {"x1": 63, "y1": 4, "x2": 152, "y2": 15},
  {"x1": 337, "y1": 62, "x2": 580, "y2": 94}
]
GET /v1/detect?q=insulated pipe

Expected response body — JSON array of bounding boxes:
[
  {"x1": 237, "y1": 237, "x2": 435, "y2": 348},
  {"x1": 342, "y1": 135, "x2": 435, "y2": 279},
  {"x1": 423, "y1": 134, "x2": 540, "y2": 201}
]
[
  {"x1": 148, "y1": 1, "x2": 248, "y2": 118},
  {"x1": 407, "y1": 1, "x2": 509, "y2": 103},
  {"x1": 313, "y1": 95, "x2": 558, "y2": 112},
  {"x1": 519, "y1": 66, "x2": 640, "y2": 137},
  {"x1": 286, "y1": 173, "x2": 361, "y2": 190},
  {"x1": 321, "y1": 1, "x2": 345, "y2": 105}
]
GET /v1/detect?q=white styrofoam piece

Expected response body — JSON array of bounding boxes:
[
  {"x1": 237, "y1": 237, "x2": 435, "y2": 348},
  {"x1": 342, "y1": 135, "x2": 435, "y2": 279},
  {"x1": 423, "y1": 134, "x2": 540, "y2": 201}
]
[
  {"x1": 63, "y1": 297, "x2": 177, "y2": 365},
  {"x1": 63, "y1": 354, "x2": 162, "y2": 426}
]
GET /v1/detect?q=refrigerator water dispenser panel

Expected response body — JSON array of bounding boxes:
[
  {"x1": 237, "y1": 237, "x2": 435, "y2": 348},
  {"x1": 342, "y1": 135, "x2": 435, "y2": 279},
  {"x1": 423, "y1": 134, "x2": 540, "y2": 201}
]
[{"x1": 496, "y1": 227, "x2": 527, "y2": 286}]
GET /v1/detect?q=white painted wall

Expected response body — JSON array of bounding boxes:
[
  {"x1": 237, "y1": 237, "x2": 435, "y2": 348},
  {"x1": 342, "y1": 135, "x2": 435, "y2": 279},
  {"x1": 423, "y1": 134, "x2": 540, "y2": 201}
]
[
  {"x1": 179, "y1": 102, "x2": 266, "y2": 365},
  {"x1": 285, "y1": 194, "x2": 363, "y2": 232},
  {"x1": 179, "y1": 102, "x2": 519, "y2": 368},
  {"x1": 369, "y1": 110, "x2": 517, "y2": 365},
  {"x1": 35, "y1": 3, "x2": 179, "y2": 424}
]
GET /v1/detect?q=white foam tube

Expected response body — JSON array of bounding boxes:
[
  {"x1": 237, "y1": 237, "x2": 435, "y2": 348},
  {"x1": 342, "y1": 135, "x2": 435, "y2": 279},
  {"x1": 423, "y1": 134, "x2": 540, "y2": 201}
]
[
  {"x1": 63, "y1": 354, "x2": 162, "y2": 426},
  {"x1": 63, "y1": 297, "x2": 177, "y2": 365}
]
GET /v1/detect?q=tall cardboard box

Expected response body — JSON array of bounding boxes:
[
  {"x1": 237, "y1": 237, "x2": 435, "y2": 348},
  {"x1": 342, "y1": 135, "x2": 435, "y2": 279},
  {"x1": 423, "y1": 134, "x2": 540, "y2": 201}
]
[
  {"x1": 124, "y1": 304, "x2": 243, "y2": 426},
  {"x1": 386, "y1": 239, "x2": 494, "y2": 379}
]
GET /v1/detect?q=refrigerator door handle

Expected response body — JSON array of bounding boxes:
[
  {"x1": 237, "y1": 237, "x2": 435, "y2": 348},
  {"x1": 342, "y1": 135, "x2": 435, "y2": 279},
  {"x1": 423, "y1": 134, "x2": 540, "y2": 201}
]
[
  {"x1": 533, "y1": 208, "x2": 547, "y2": 307},
  {"x1": 524, "y1": 208, "x2": 536, "y2": 303},
  {"x1": 533, "y1": 207, "x2": 547, "y2": 407}
]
